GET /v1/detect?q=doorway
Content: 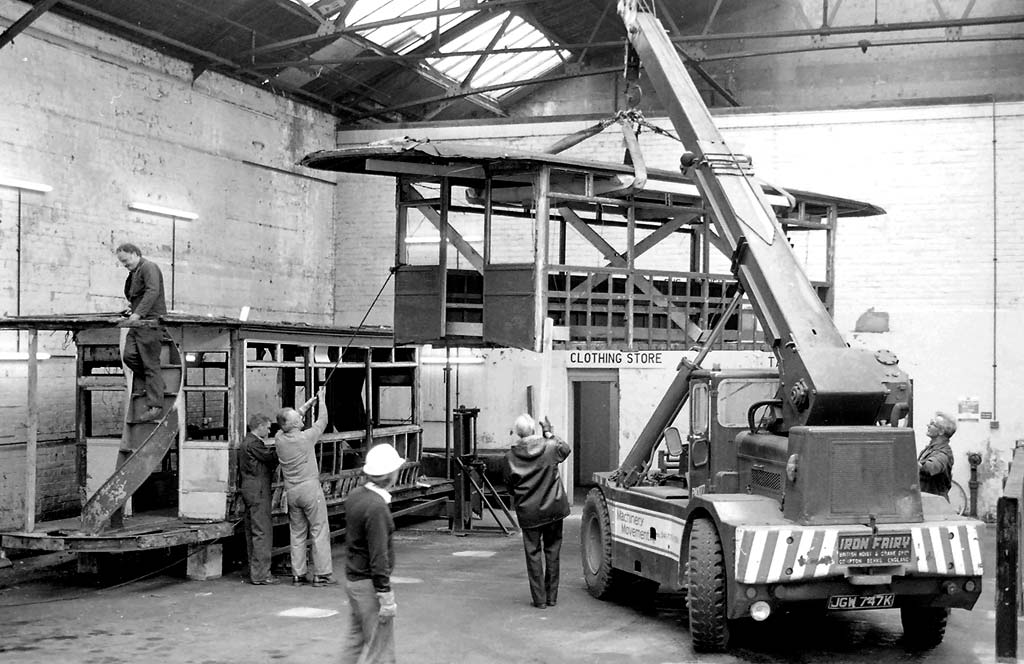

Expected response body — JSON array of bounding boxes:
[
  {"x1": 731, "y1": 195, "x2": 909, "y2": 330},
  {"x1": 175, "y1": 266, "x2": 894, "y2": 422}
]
[{"x1": 570, "y1": 371, "x2": 619, "y2": 493}]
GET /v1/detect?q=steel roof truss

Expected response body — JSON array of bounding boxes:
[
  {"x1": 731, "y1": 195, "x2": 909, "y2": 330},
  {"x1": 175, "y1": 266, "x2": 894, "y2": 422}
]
[{"x1": 0, "y1": 0, "x2": 60, "y2": 51}]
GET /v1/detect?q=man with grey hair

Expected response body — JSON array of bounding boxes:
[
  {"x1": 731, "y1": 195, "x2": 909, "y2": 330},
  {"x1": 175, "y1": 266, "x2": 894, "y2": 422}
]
[
  {"x1": 503, "y1": 413, "x2": 571, "y2": 609},
  {"x1": 918, "y1": 411, "x2": 957, "y2": 499},
  {"x1": 275, "y1": 388, "x2": 335, "y2": 587}
]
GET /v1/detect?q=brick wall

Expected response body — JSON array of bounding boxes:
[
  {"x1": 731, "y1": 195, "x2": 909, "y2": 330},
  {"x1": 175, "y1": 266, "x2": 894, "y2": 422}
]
[
  {"x1": 0, "y1": 0, "x2": 340, "y2": 527},
  {"x1": 0, "y1": 356, "x2": 78, "y2": 529},
  {"x1": 0, "y1": 0, "x2": 339, "y2": 325},
  {"x1": 0, "y1": 436, "x2": 79, "y2": 530}
]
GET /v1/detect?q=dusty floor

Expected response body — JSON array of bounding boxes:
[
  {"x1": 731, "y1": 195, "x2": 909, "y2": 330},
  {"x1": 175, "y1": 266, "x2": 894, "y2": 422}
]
[{"x1": 0, "y1": 514, "x2": 1017, "y2": 664}]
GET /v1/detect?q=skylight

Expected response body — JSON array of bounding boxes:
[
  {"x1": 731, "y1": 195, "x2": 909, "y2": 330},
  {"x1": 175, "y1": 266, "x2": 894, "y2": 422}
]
[{"x1": 334, "y1": 0, "x2": 570, "y2": 100}]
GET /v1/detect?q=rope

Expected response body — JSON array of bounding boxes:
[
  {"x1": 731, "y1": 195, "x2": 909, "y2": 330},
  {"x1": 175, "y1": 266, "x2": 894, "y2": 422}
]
[{"x1": 323, "y1": 268, "x2": 396, "y2": 387}]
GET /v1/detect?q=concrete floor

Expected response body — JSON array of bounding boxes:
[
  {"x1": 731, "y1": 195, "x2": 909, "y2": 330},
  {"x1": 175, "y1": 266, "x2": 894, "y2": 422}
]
[{"x1": 0, "y1": 513, "x2": 1017, "y2": 664}]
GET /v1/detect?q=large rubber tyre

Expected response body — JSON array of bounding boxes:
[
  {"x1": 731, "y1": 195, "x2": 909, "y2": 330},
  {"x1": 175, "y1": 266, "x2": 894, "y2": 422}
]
[
  {"x1": 900, "y1": 606, "x2": 949, "y2": 649},
  {"x1": 687, "y1": 518, "x2": 730, "y2": 652},
  {"x1": 581, "y1": 488, "x2": 632, "y2": 599}
]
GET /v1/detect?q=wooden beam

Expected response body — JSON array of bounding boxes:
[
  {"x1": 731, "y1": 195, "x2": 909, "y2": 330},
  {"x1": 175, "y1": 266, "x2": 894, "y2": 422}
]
[
  {"x1": 402, "y1": 185, "x2": 485, "y2": 273},
  {"x1": 25, "y1": 330, "x2": 39, "y2": 532},
  {"x1": 534, "y1": 168, "x2": 552, "y2": 352},
  {"x1": 560, "y1": 208, "x2": 701, "y2": 341},
  {"x1": 568, "y1": 212, "x2": 695, "y2": 296},
  {"x1": 0, "y1": 0, "x2": 60, "y2": 51}
]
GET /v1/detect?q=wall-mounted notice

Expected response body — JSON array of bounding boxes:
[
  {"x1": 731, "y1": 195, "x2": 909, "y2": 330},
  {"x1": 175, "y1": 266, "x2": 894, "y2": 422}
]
[
  {"x1": 957, "y1": 396, "x2": 980, "y2": 421},
  {"x1": 566, "y1": 350, "x2": 673, "y2": 369}
]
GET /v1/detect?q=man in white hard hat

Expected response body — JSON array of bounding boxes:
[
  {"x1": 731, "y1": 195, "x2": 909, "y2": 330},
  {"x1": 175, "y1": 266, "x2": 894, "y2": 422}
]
[{"x1": 341, "y1": 443, "x2": 406, "y2": 664}]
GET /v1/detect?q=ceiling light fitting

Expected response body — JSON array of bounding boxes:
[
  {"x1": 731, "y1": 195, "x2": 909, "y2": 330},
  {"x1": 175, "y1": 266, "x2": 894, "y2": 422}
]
[
  {"x1": 128, "y1": 201, "x2": 198, "y2": 220},
  {"x1": 0, "y1": 177, "x2": 52, "y2": 193}
]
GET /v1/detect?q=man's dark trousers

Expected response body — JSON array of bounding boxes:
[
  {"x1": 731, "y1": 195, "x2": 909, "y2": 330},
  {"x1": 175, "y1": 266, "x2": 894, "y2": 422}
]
[
  {"x1": 521, "y1": 519, "x2": 563, "y2": 606},
  {"x1": 242, "y1": 483, "x2": 274, "y2": 582},
  {"x1": 123, "y1": 326, "x2": 165, "y2": 409}
]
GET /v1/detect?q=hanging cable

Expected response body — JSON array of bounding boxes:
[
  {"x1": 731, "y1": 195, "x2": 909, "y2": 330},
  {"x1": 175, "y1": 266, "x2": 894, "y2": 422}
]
[{"x1": 322, "y1": 268, "x2": 396, "y2": 387}]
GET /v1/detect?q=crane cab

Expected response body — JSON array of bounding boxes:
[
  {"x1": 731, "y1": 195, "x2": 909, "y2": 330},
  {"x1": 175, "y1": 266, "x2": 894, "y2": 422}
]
[{"x1": 684, "y1": 368, "x2": 780, "y2": 498}]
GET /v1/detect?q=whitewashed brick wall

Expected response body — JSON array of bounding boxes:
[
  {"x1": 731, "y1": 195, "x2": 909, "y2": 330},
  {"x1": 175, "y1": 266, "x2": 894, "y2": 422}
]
[{"x1": 0, "y1": 0, "x2": 340, "y2": 526}]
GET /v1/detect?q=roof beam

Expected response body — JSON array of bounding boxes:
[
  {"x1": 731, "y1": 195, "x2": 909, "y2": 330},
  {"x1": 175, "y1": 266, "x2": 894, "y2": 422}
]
[
  {"x1": 251, "y1": 12, "x2": 1024, "y2": 69},
  {"x1": 253, "y1": 42, "x2": 597, "y2": 68},
  {"x1": 0, "y1": 0, "x2": 60, "y2": 51},
  {"x1": 341, "y1": 32, "x2": 508, "y2": 117},
  {"x1": 341, "y1": 65, "x2": 618, "y2": 123},
  {"x1": 56, "y1": 0, "x2": 362, "y2": 116},
  {"x1": 654, "y1": 0, "x2": 739, "y2": 107},
  {"x1": 243, "y1": 0, "x2": 542, "y2": 58},
  {"x1": 576, "y1": 0, "x2": 616, "y2": 64},
  {"x1": 365, "y1": 7, "x2": 505, "y2": 120},
  {"x1": 461, "y1": 12, "x2": 513, "y2": 87},
  {"x1": 272, "y1": 0, "x2": 329, "y2": 26}
]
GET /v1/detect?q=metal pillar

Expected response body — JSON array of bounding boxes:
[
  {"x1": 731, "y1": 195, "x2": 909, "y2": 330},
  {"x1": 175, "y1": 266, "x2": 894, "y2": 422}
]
[
  {"x1": 451, "y1": 406, "x2": 479, "y2": 533},
  {"x1": 967, "y1": 451, "x2": 982, "y2": 518}
]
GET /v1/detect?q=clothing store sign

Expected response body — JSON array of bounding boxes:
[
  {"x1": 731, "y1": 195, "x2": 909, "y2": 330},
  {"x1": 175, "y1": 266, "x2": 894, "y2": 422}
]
[{"x1": 566, "y1": 350, "x2": 672, "y2": 369}]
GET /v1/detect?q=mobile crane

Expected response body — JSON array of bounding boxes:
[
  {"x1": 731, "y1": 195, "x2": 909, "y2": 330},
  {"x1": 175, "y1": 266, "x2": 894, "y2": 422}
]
[{"x1": 580, "y1": 0, "x2": 983, "y2": 651}]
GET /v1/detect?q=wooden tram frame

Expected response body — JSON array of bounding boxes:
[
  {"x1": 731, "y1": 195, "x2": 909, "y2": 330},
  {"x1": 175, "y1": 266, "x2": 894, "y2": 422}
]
[{"x1": 0, "y1": 313, "x2": 451, "y2": 576}]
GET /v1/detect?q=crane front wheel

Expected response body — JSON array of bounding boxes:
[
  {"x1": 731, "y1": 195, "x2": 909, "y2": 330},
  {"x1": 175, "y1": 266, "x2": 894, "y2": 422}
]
[
  {"x1": 687, "y1": 518, "x2": 730, "y2": 652},
  {"x1": 581, "y1": 489, "x2": 631, "y2": 599}
]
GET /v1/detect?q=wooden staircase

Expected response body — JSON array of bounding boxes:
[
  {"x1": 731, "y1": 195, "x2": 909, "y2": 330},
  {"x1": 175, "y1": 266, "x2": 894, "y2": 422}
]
[{"x1": 80, "y1": 333, "x2": 183, "y2": 533}]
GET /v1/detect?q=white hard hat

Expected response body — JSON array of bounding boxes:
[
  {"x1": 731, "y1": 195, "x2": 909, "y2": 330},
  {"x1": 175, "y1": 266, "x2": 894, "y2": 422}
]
[{"x1": 363, "y1": 443, "x2": 406, "y2": 476}]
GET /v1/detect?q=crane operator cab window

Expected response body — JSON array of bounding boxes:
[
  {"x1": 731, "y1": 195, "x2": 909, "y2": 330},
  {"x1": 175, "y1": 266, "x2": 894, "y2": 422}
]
[
  {"x1": 717, "y1": 379, "x2": 779, "y2": 429},
  {"x1": 689, "y1": 382, "x2": 710, "y2": 465}
]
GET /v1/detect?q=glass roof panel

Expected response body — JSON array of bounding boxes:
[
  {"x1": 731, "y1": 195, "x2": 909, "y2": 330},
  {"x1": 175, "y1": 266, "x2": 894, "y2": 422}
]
[
  {"x1": 427, "y1": 12, "x2": 569, "y2": 98},
  {"x1": 344, "y1": 0, "x2": 474, "y2": 54},
  {"x1": 304, "y1": 0, "x2": 570, "y2": 101}
]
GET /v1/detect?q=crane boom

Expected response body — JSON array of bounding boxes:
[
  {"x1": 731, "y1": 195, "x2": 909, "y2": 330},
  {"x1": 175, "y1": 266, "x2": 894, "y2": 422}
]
[{"x1": 618, "y1": 1, "x2": 906, "y2": 432}]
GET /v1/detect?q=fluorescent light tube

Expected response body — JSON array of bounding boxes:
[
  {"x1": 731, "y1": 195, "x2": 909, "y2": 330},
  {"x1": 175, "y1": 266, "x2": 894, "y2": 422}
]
[
  {"x1": 0, "y1": 177, "x2": 52, "y2": 193},
  {"x1": 0, "y1": 351, "x2": 52, "y2": 361},
  {"x1": 128, "y1": 201, "x2": 198, "y2": 220},
  {"x1": 420, "y1": 356, "x2": 484, "y2": 365}
]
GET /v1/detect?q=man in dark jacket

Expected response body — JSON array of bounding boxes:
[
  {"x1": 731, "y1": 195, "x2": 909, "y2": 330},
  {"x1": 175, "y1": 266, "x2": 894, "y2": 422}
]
[
  {"x1": 504, "y1": 413, "x2": 571, "y2": 609},
  {"x1": 342, "y1": 443, "x2": 406, "y2": 664},
  {"x1": 240, "y1": 413, "x2": 279, "y2": 585},
  {"x1": 116, "y1": 242, "x2": 168, "y2": 423},
  {"x1": 919, "y1": 411, "x2": 956, "y2": 499}
]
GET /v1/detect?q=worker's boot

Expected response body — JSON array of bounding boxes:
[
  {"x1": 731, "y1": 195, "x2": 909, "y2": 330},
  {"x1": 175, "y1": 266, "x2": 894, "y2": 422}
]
[
  {"x1": 312, "y1": 574, "x2": 338, "y2": 588},
  {"x1": 135, "y1": 406, "x2": 163, "y2": 423}
]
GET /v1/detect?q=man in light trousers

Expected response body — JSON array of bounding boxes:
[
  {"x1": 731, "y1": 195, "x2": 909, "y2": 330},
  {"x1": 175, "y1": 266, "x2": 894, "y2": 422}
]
[{"x1": 275, "y1": 388, "x2": 336, "y2": 587}]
